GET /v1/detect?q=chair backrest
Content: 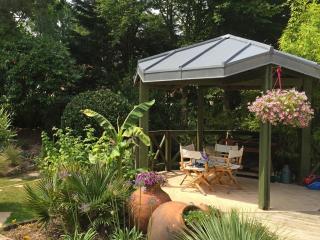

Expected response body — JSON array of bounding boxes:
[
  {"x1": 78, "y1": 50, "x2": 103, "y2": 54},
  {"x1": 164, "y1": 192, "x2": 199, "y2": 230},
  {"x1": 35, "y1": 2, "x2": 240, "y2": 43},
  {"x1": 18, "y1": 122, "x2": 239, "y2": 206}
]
[
  {"x1": 215, "y1": 144, "x2": 238, "y2": 154},
  {"x1": 227, "y1": 147, "x2": 244, "y2": 165},
  {"x1": 180, "y1": 144, "x2": 201, "y2": 161},
  {"x1": 181, "y1": 144, "x2": 195, "y2": 151}
]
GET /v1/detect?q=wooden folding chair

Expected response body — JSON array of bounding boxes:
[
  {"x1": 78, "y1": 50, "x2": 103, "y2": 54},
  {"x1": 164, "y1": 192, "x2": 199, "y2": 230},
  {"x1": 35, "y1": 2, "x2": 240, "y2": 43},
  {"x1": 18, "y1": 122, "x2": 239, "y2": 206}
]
[
  {"x1": 179, "y1": 144, "x2": 200, "y2": 185},
  {"x1": 179, "y1": 144, "x2": 212, "y2": 195},
  {"x1": 214, "y1": 144, "x2": 238, "y2": 157},
  {"x1": 210, "y1": 147, "x2": 244, "y2": 189}
]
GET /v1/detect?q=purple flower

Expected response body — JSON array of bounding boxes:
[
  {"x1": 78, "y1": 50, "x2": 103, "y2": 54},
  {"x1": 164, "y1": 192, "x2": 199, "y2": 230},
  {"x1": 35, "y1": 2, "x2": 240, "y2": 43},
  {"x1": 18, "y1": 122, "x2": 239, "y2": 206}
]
[{"x1": 135, "y1": 171, "x2": 166, "y2": 187}]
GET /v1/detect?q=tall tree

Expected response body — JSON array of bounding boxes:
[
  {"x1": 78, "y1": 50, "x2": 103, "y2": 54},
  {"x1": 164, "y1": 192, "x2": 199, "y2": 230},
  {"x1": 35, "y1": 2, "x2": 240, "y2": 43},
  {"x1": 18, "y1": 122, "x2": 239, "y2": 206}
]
[
  {"x1": 68, "y1": 0, "x2": 115, "y2": 90},
  {"x1": 0, "y1": 0, "x2": 32, "y2": 42},
  {"x1": 0, "y1": 35, "x2": 82, "y2": 128},
  {"x1": 280, "y1": 0, "x2": 320, "y2": 62}
]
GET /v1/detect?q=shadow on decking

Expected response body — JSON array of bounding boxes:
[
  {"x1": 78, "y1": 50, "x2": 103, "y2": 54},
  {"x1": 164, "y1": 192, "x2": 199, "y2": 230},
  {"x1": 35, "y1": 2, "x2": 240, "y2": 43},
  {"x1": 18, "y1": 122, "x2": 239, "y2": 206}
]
[{"x1": 160, "y1": 170, "x2": 320, "y2": 213}]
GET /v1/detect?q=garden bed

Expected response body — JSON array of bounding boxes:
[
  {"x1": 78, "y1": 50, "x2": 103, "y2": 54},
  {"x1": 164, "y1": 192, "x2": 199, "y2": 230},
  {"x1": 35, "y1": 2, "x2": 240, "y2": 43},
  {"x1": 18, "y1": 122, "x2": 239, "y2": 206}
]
[{"x1": 2, "y1": 222, "x2": 60, "y2": 240}]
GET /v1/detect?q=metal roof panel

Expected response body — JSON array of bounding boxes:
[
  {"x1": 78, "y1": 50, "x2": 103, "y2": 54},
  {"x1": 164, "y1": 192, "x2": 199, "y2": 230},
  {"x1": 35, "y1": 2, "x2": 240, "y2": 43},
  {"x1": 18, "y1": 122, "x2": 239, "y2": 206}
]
[
  {"x1": 147, "y1": 41, "x2": 218, "y2": 72},
  {"x1": 137, "y1": 34, "x2": 320, "y2": 83},
  {"x1": 184, "y1": 38, "x2": 247, "y2": 68}
]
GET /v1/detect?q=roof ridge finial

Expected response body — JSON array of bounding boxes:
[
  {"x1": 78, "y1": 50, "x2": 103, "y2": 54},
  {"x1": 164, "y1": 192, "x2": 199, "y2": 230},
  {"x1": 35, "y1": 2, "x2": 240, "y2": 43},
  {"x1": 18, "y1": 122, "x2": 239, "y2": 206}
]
[{"x1": 269, "y1": 46, "x2": 274, "y2": 54}]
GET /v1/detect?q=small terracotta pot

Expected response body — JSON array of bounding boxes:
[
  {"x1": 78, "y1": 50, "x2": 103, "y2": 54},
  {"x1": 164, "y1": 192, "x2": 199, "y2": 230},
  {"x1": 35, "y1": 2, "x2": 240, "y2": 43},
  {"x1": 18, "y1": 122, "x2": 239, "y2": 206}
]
[
  {"x1": 128, "y1": 184, "x2": 171, "y2": 233},
  {"x1": 147, "y1": 201, "x2": 207, "y2": 240}
]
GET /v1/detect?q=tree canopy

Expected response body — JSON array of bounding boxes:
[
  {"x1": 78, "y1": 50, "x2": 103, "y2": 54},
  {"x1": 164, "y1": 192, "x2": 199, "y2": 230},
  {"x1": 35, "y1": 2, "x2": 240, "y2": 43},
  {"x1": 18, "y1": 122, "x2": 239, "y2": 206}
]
[
  {"x1": 280, "y1": 0, "x2": 320, "y2": 63},
  {"x1": 0, "y1": 0, "x2": 293, "y2": 129}
]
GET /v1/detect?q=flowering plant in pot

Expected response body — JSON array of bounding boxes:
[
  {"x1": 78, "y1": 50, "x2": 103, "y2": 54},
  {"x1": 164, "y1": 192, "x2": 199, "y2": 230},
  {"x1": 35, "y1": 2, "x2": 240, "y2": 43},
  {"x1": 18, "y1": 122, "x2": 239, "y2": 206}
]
[
  {"x1": 135, "y1": 171, "x2": 166, "y2": 190},
  {"x1": 248, "y1": 88, "x2": 314, "y2": 128},
  {"x1": 129, "y1": 171, "x2": 171, "y2": 233}
]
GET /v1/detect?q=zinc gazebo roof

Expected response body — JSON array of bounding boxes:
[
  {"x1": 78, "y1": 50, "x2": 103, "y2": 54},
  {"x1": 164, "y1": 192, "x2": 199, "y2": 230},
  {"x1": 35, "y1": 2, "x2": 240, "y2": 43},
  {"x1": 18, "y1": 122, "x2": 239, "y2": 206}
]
[{"x1": 136, "y1": 34, "x2": 320, "y2": 88}]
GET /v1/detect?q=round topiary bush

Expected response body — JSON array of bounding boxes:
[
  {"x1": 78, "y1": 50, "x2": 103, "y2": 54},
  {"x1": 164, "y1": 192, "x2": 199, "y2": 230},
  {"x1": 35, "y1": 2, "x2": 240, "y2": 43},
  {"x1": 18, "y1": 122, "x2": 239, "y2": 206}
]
[{"x1": 61, "y1": 89, "x2": 131, "y2": 134}]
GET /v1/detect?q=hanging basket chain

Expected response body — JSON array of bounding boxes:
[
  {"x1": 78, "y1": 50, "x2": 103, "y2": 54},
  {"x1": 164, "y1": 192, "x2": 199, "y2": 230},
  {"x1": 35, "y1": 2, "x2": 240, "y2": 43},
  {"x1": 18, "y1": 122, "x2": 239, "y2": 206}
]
[{"x1": 272, "y1": 66, "x2": 282, "y2": 90}]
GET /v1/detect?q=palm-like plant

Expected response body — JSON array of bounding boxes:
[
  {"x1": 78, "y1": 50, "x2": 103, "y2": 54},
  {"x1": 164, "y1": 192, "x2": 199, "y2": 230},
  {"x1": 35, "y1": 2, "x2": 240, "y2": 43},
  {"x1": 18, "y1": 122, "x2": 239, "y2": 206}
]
[
  {"x1": 175, "y1": 209, "x2": 281, "y2": 240},
  {"x1": 25, "y1": 173, "x2": 63, "y2": 225},
  {"x1": 25, "y1": 164, "x2": 131, "y2": 236},
  {"x1": 111, "y1": 227, "x2": 144, "y2": 240},
  {"x1": 82, "y1": 100, "x2": 155, "y2": 173},
  {"x1": 62, "y1": 228, "x2": 97, "y2": 240}
]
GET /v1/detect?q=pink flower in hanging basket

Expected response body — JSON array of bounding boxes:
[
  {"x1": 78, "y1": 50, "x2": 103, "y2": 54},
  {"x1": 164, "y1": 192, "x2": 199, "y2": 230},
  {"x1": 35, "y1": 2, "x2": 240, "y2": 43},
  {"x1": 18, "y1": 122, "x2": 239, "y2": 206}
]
[{"x1": 248, "y1": 89, "x2": 314, "y2": 128}]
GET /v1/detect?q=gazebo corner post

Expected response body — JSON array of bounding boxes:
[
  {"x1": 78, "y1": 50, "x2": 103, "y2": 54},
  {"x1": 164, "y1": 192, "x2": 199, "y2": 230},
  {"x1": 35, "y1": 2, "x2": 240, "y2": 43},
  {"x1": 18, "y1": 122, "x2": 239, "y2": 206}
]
[
  {"x1": 299, "y1": 79, "x2": 313, "y2": 183},
  {"x1": 197, "y1": 86, "x2": 205, "y2": 151},
  {"x1": 138, "y1": 81, "x2": 150, "y2": 169},
  {"x1": 258, "y1": 65, "x2": 272, "y2": 210}
]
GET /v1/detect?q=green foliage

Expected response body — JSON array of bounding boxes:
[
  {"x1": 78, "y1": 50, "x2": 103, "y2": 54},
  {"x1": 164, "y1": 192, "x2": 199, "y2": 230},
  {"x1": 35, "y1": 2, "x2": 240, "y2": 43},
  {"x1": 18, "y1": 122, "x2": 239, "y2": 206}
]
[
  {"x1": 176, "y1": 209, "x2": 281, "y2": 240},
  {"x1": 41, "y1": 98, "x2": 150, "y2": 178},
  {"x1": 241, "y1": 113, "x2": 260, "y2": 131},
  {"x1": 61, "y1": 89, "x2": 131, "y2": 135},
  {"x1": 280, "y1": 1, "x2": 320, "y2": 62},
  {"x1": 24, "y1": 175, "x2": 60, "y2": 225},
  {"x1": 62, "y1": 228, "x2": 97, "y2": 240},
  {"x1": 82, "y1": 100, "x2": 155, "y2": 174},
  {"x1": 0, "y1": 34, "x2": 82, "y2": 128},
  {"x1": 183, "y1": 209, "x2": 207, "y2": 225},
  {"x1": 0, "y1": 144, "x2": 23, "y2": 166},
  {"x1": 25, "y1": 164, "x2": 131, "y2": 236},
  {"x1": 111, "y1": 227, "x2": 144, "y2": 240},
  {"x1": 0, "y1": 106, "x2": 16, "y2": 148},
  {"x1": 39, "y1": 127, "x2": 96, "y2": 175}
]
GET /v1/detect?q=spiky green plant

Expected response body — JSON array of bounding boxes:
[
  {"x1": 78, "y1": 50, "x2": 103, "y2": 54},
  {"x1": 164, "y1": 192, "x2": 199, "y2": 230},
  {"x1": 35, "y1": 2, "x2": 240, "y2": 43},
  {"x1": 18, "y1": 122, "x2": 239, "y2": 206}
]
[
  {"x1": 0, "y1": 106, "x2": 16, "y2": 149},
  {"x1": 0, "y1": 144, "x2": 23, "y2": 166},
  {"x1": 175, "y1": 209, "x2": 281, "y2": 240},
  {"x1": 24, "y1": 173, "x2": 62, "y2": 225},
  {"x1": 111, "y1": 227, "x2": 144, "y2": 240},
  {"x1": 25, "y1": 163, "x2": 131, "y2": 236},
  {"x1": 62, "y1": 228, "x2": 97, "y2": 240}
]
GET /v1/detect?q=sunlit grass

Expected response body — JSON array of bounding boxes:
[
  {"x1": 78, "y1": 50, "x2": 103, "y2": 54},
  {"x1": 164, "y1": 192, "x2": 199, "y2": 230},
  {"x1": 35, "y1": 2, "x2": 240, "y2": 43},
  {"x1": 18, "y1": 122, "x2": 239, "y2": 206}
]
[{"x1": 0, "y1": 174, "x2": 39, "y2": 224}]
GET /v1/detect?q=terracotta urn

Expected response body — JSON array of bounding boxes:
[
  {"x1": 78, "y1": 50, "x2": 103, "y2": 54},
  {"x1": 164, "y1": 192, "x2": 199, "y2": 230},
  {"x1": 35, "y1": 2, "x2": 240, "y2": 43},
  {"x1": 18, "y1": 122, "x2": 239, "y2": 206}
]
[
  {"x1": 147, "y1": 201, "x2": 207, "y2": 240},
  {"x1": 129, "y1": 184, "x2": 171, "y2": 233}
]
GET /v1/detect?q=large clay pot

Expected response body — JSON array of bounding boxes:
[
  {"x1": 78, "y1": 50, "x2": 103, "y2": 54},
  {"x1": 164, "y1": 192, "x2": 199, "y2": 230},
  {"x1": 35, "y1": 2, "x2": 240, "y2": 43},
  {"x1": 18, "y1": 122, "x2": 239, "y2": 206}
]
[
  {"x1": 147, "y1": 201, "x2": 206, "y2": 240},
  {"x1": 129, "y1": 184, "x2": 171, "y2": 233}
]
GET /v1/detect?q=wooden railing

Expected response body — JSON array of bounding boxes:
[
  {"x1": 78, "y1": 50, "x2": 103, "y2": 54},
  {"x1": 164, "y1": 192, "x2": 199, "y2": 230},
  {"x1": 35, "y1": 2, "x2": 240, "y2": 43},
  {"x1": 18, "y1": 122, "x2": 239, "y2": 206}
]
[{"x1": 149, "y1": 130, "x2": 259, "y2": 171}]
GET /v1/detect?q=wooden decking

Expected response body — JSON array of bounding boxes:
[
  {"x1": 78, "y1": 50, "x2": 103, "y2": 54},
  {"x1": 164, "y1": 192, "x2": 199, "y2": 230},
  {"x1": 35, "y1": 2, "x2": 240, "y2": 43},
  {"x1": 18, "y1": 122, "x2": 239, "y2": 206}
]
[{"x1": 161, "y1": 171, "x2": 320, "y2": 240}]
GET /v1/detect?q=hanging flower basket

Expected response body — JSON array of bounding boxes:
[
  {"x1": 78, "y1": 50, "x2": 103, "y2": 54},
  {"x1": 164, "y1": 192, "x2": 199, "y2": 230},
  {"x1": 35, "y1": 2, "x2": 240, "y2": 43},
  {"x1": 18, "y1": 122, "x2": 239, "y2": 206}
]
[{"x1": 248, "y1": 88, "x2": 314, "y2": 128}]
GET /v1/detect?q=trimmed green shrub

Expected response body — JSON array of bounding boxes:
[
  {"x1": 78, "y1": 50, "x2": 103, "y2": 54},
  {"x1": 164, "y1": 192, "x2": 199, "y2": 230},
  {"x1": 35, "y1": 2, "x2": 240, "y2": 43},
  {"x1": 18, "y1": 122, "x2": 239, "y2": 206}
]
[{"x1": 61, "y1": 89, "x2": 131, "y2": 135}]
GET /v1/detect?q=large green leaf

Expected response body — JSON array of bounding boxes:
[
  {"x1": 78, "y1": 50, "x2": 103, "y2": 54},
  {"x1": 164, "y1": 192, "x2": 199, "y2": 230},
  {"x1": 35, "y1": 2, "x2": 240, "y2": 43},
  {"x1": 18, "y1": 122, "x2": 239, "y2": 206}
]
[
  {"x1": 121, "y1": 100, "x2": 155, "y2": 130},
  {"x1": 82, "y1": 109, "x2": 117, "y2": 139},
  {"x1": 123, "y1": 127, "x2": 151, "y2": 146}
]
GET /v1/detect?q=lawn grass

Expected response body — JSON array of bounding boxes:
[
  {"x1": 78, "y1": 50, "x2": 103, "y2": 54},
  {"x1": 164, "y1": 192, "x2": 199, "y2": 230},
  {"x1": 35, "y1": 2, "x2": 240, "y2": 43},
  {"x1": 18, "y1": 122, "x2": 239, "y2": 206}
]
[{"x1": 0, "y1": 174, "x2": 39, "y2": 224}]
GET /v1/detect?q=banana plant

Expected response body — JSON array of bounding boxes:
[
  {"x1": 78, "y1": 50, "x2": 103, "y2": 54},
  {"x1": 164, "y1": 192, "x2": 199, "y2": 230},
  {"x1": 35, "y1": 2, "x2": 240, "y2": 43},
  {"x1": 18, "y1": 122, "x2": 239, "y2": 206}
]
[{"x1": 82, "y1": 100, "x2": 155, "y2": 169}]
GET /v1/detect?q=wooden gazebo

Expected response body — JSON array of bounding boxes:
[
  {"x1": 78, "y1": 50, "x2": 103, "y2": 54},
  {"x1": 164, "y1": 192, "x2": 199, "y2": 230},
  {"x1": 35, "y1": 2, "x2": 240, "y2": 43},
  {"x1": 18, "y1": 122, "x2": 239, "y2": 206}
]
[{"x1": 134, "y1": 34, "x2": 320, "y2": 210}]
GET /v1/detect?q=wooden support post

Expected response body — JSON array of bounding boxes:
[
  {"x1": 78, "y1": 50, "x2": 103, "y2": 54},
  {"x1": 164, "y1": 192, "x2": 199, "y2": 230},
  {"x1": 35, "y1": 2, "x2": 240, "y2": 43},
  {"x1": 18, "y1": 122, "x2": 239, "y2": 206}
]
[
  {"x1": 197, "y1": 87, "x2": 204, "y2": 151},
  {"x1": 258, "y1": 65, "x2": 272, "y2": 210},
  {"x1": 138, "y1": 81, "x2": 150, "y2": 169},
  {"x1": 165, "y1": 131, "x2": 172, "y2": 171},
  {"x1": 299, "y1": 79, "x2": 313, "y2": 183}
]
